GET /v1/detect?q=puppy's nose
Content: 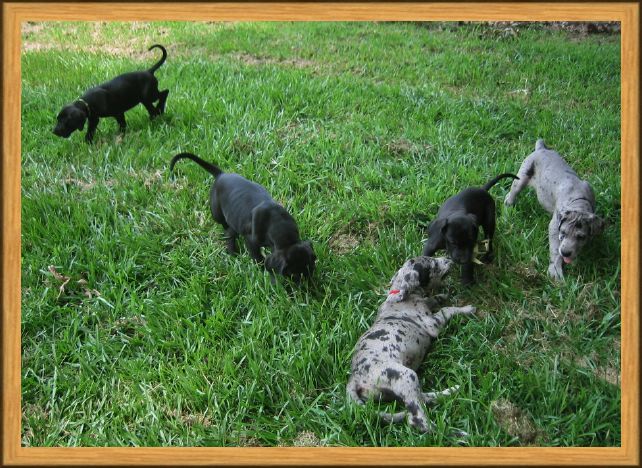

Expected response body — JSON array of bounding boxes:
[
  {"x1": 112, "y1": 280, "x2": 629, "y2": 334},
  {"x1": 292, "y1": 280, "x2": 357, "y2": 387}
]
[{"x1": 560, "y1": 249, "x2": 572, "y2": 258}]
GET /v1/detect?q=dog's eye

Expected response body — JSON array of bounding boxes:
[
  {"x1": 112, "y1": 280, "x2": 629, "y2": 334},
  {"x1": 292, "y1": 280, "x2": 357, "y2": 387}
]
[{"x1": 577, "y1": 234, "x2": 586, "y2": 240}]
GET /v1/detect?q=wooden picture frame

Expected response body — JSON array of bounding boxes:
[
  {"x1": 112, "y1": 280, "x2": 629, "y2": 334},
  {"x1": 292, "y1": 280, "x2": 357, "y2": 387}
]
[{"x1": 2, "y1": 2, "x2": 639, "y2": 465}]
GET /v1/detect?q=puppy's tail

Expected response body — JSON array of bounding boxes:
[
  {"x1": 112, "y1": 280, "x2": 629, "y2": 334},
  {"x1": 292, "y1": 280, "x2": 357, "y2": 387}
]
[
  {"x1": 535, "y1": 138, "x2": 548, "y2": 151},
  {"x1": 482, "y1": 173, "x2": 519, "y2": 191},
  {"x1": 147, "y1": 44, "x2": 167, "y2": 74},
  {"x1": 170, "y1": 152, "x2": 224, "y2": 177}
]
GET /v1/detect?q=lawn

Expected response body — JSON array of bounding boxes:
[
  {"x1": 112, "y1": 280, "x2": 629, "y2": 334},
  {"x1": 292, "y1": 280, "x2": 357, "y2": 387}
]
[{"x1": 20, "y1": 21, "x2": 621, "y2": 447}]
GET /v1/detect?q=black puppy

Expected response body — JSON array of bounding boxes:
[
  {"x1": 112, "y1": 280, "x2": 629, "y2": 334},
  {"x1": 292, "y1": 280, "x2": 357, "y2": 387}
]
[
  {"x1": 53, "y1": 44, "x2": 169, "y2": 143},
  {"x1": 170, "y1": 152, "x2": 316, "y2": 281},
  {"x1": 422, "y1": 173, "x2": 518, "y2": 285}
]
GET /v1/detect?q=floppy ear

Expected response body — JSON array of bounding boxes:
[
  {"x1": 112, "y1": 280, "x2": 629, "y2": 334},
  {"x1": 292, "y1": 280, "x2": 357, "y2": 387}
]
[
  {"x1": 557, "y1": 209, "x2": 571, "y2": 230},
  {"x1": 437, "y1": 218, "x2": 448, "y2": 234},
  {"x1": 250, "y1": 206, "x2": 270, "y2": 244},
  {"x1": 590, "y1": 214, "x2": 606, "y2": 236},
  {"x1": 77, "y1": 115, "x2": 86, "y2": 131},
  {"x1": 466, "y1": 213, "x2": 478, "y2": 227}
]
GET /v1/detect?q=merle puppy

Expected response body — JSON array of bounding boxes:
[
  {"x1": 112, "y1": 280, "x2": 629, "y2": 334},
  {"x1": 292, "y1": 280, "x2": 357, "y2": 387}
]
[
  {"x1": 422, "y1": 173, "x2": 518, "y2": 285},
  {"x1": 170, "y1": 152, "x2": 316, "y2": 281},
  {"x1": 505, "y1": 139, "x2": 605, "y2": 280},
  {"x1": 53, "y1": 44, "x2": 169, "y2": 143},
  {"x1": 347, "y1": 256, "x2": 475, "y2": 433}
]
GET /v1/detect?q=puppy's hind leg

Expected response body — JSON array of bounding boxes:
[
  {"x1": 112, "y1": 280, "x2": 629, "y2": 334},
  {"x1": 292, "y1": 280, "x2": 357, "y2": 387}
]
[
  {"x1": 505, "y1": 157, "x2": 534, "y2": 206},
  {"x1": 156, "y1": 89, "x2": 169, "y2": 114},
  {"x1": 379, "y1": 366, "x2": 434, "y2": 433},
  {"x1": 423, "y1": 385, "x2": 460, "y2": 405},
  {"x1": 432, "y1": 305, "x2": 476, "y2": 335}
]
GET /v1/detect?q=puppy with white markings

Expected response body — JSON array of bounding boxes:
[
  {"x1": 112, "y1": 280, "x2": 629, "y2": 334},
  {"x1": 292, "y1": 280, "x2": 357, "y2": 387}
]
[
  {"x1": 347, "y1": 256, "x2": 475, "y2": 433},
  {"x1": 504, "y1": 139, "x2": 605, "y2": 280}
]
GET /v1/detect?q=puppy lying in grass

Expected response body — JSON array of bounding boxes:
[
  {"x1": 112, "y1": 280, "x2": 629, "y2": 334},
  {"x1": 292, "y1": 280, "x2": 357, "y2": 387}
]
[
  {"x1": 53, "y1": 44, "x2": 169, "y2": 143},
  {"x1": 347, "y1": 256, "x2": 475, "y2": 433},
  {"x1": 170, "y1": 152, "x2": 316, "y2": 281}
]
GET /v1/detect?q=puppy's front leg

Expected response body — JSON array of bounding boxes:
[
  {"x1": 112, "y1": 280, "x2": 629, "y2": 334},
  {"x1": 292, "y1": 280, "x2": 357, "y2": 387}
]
[
  {"x1": 547, "y1": 216, "x2": 564, "y2": 280},
  {"x1": 245, "y1": 238, "x2": 264, "y2": 264},
  {"x1": 224, "y1": 228, "x2": 239, "y2": 255},
  {"x1": 433, "y1": 305, "x2": 476, "y2": 332},
  {"x1": 423, "y1": 294, "x2": 449, "y2": 310},
  {"x1": 460, "y1": 262, "x2": 474, "y2": 286},
  {"x1": 85, "y1": 116, "x2": 100, "y2": 143},
  {"x1": 157, "y1": 89, "x2": 169, "y2": 114},
  {"x1": 248, "y1": 206, "x2": 269, "y2": 263},
  {"x1": 115, "y1": 114, "x2": 127, "y2": 132},
  {"x1": 504, "y1": 158, "x2": 533, "y2": 206}
]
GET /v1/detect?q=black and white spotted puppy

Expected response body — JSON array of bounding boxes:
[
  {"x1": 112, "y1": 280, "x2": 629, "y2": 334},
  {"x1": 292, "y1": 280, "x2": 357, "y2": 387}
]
[{"x1": 347, "y1": 256, "x2": 475, "y2": 433}]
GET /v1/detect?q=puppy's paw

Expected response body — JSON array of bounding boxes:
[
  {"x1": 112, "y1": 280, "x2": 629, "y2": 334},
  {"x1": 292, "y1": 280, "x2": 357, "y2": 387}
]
[
  {"x1": 547, "y1": 264, "x2": 565, "y2": 281},
  {"x1": 504, "y1": 193, "x2": 515, "y2": 206},
  {"x1": 461, "y1": 305, "x2": 476, "y2": 315},
  {"x1": 433, "y1": 293, "x2": 449, "y2": 304}
]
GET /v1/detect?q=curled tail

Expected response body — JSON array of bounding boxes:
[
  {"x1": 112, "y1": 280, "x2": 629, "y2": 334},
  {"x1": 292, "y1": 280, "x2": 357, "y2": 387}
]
[
  {"x1": 147, "y1": 44, "x2": 167, "y2": 74},
  {"x1": 170, "y1": 152, "x2": 223, "y2": 177},
  {"x1": 482, "y1": 173, "x2": 519, "y2": 191}
]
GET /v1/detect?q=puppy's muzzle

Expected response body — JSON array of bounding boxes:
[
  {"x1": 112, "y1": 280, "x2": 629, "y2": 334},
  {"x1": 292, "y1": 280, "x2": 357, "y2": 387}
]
[{"x1": 53, "y1": 126, "x2": 71, "y2": 138}]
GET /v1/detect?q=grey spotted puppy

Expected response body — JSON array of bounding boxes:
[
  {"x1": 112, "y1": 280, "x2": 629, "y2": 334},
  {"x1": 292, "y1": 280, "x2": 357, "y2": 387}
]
[
  {"x1": 347, "y1": 256, "x2": 475, "y2": 433},
  {"x1": 505, "y1": 139, "x2": 605, "y2": 280}
]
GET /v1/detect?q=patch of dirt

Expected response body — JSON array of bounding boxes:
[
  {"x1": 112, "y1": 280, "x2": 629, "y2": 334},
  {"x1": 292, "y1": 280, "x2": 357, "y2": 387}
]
[
  {"x1": 238, "y1": 434, "x2": 263, "y2": 447},
  {"x1": 276, "y1": 431, "x2": 325, "y2": 447},
  {"x1": 573, "y1": 353, "x2": 620, "y2": 387},
  {"x1": 166, "y1": 409, "x2": 212, "y2": 427},
  {"x1": 231, "y1": 52, "x2": 316, "y2": 69},
  {"x1": 44, "y1": 266, "x2": 102, "y2": 302},
  {"x1": 64, "y1": 177, "x2": 116, "y2": 192},
  {"x1": 491, "y1": 398, "x2": 541, "y2": 444},
  {"x1": 112, "y1": 315, "x2": 147, "y2": 337},
  {"x1": 490, "y1": 21, "x2": 620, "y2": 35},
  {"x1": 385, "y1": 137, "x2": 433, "y2": 158},
  {"x1": 292, "y1": 431, "x2": 324, "y2": 447},
  {"x1": 329, "y1": 233, "x2": 360, "y2": 255},
  {"x1": 21, "y1": 22, "x2": 45, "y2": 36},
  {"x1": 22, "y1": 42, "x2": 57, "y2": 52},
  {"x1": 23, "y1": 402, "x2": 49, "y2": 421}
]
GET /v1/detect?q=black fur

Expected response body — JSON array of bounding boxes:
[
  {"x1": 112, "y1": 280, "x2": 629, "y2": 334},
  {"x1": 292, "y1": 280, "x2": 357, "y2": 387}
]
[
  {"x1": 53, "y1": 44, "x2": 169, "y2": 143},
  {"x1": 422, "y1": 173, "x2": 518, "y2": 285},
  {"x1": 170, "y1": 152, "x2": 316, "y2": 281}
]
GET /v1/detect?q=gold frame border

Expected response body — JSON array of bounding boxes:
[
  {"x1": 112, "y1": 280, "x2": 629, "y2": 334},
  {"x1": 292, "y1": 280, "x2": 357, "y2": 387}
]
[{"x1": 2, "y1": 2, "x2": 639, "y2": 466}]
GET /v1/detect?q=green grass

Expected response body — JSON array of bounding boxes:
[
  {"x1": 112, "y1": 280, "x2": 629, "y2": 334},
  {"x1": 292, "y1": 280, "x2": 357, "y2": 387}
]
[{"x1": 21, "y1": 21, "x2": 620, "y2": 447}]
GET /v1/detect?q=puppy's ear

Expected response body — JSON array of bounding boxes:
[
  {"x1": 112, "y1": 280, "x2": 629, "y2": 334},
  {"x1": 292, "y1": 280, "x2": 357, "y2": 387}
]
[
  {"x1": 438, "y1": 219, "x2": 448, "y2": 234},
  {"x1": 466, "y1": 213, "x2": 478, "y2": 227},
  {"x1": 590, "y1": 214, "x2": 606, "y2": 236},
  {"x1": 77, "y1": 116, "x2": 87, "y2": 131},
  {"x1": 557, "y1": 209, "x2": 571, "y2": 229}
]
